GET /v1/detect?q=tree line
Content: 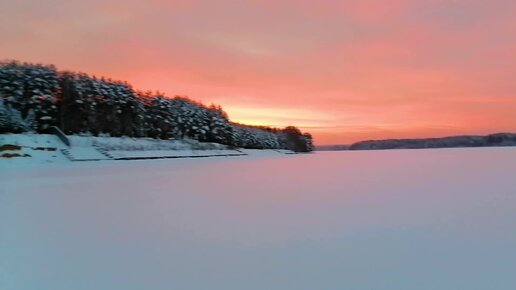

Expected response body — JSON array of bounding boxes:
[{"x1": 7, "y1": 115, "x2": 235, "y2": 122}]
[{"x1": 0, "y1": 60, "x2": 313, "y2": 152}]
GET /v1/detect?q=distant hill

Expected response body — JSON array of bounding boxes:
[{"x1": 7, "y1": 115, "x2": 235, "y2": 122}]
[
  {"x1": 316, "y1": 133, "x2": 516, "y2": 151},
  {"x1": 315, "y1": 144, "x2": 350, "y2": 151}
]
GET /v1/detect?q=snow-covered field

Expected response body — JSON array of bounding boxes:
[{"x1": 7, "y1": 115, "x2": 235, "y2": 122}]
[{"x1": 1, "y1": 148, "x2": 516, "y2": 290}]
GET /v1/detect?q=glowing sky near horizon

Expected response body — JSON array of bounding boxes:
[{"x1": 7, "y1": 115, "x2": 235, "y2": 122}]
[{"x1": 1, "y1": 0, "x2": 515, "y2": 144}]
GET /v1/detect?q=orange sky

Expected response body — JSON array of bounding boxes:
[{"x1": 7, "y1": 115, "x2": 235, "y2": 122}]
[{"x1": 1, "y1": 0, "x2": 515, "y2": 144}]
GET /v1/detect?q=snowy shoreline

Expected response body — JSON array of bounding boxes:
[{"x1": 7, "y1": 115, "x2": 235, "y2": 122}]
[{"x1": 0, "y1": 133, "x2": 296, "y2": 166}]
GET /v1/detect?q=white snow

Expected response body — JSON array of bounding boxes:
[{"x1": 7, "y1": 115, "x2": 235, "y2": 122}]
[
  {"x1": 0, "y1": 134, "x2": 262, "y2": 165},
  {"x1": 108, "y1": 149, "x2": 244, "y2": 159},
  {"x1": 0, "y1": 133, "x2": 68, "y2": 165},
  {"x1": 62, "y1": 147, "x2": 112, "y2": 161},
  {"x1": 1, "y1": 148, "x2": 516, "y2": 290},
  {"x1": 0, "y1": 133, "x2": 67, "y2": 149},
  {"x1": 66, "y1": 135, "x2": 229, "y2": 151}
]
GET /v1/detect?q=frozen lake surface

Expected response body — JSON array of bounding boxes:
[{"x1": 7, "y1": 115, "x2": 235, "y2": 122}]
[{"x1": 1, "y1": 148, "x2": 516, "y2": 290}]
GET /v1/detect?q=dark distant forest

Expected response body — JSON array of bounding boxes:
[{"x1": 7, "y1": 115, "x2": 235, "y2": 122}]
[{"x1": 0, "y1": 60, "x2": 313, "y2": 152}]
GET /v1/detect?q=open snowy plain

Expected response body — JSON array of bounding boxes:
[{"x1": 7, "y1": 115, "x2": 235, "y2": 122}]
[{"x1": 1, "y1": 148, "x2": 516, "y2": 290}]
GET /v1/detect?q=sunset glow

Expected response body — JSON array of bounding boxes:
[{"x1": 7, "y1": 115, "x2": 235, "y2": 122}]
[{"x1": 2, "y1": 0, "x2": 515, "y2": 144}]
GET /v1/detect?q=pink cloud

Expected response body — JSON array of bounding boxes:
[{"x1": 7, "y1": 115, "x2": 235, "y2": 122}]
[{"x1": 1, "y1": 0, "x2": 515, "y2": 144}]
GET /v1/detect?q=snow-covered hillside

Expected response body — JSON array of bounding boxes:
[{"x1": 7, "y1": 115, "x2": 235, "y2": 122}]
[
  {"x1": 0, "y1": 133, "x2": 294, "y2": 165},
  {"x1": 1, "y1": 148, "x2": 516, "y2": 290}
]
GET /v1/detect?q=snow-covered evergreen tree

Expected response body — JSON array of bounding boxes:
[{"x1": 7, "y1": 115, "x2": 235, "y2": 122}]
[
  {"x1": 0, "y1": 60, "x2": 314, "y2": 151},
  {"x1": 59, "y1": 72, "x2": 144, "y2": 136},
  {"x1": 0, "y1": 97, "x2": 36, "y2": 133},
  {"x1": 0, "y1": 60, "x2": 59, "y2": 132}
]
